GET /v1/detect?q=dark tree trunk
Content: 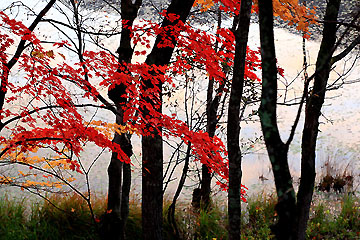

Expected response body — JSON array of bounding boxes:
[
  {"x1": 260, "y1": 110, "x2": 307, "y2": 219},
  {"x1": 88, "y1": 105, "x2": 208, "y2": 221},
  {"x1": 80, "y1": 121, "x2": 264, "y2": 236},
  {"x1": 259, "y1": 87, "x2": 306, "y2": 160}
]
[
  {"x1": 200, "y1": 40, "x2": 219, "y2": 210},
  {"x1": 258, "y1": 1, "x2": 296, "y2": 239},
  {"x1": 227, "y1": 0, "x2": 252, "y2": 240},
  {"x1": 202, "y1": 35, "x2": 221, "y2": 206},
  {"x1": 104, "y1": 1, "x2": 142, "y2": 239},
  {"x1": 202, "y1": 65, "x2": 222, "y2": 208},
  {"x1": 120, "y1": 162, "x2": 131, "y2": 238},
  {"x1": 201, "y1": 68, "x2": 217, "y2": 209},
  {"x1": 200, "y1": 165, "x2": 211, "y2": 208},
  {"x1": 141, "y1": 133, "x2": 163, "y2": 240},
  {"x1": 201, "y1": 8, "x2": 228, "y2": 209},
  {"x1": 294, "y1": 1, "x2": 341, "y2": 239},
  {"x1": 141, "y1": 1, "x2": 195, "y2": 239},
  {"x1": 105, "y1": 129, "x2": 133, "y2": 240},
  {"x1": 105, "y1": 130, "x2": 133, "y2": 240}
]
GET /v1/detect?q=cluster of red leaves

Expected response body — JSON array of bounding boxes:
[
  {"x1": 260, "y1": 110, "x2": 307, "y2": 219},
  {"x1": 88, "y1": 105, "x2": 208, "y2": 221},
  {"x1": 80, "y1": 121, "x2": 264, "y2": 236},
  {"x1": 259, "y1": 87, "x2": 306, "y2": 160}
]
[
  {"x1": 83, "y1": 51, "x2": 231, "y2": 182},
  {"x1": 84, "y1": 14, "x2": 262, "y2": 196},
  {"x1": 0, "y1": 9, "x2": 259, "y2": 199},
  {"x1": 130, "y1": 15, "x2": 261, "y2": 82},
  {"x1": 0, "y1": 11, "x2": 127, "y2": 185},
  {"x1": 0, "y1": 13, "x2": 15, "y2": 66}
]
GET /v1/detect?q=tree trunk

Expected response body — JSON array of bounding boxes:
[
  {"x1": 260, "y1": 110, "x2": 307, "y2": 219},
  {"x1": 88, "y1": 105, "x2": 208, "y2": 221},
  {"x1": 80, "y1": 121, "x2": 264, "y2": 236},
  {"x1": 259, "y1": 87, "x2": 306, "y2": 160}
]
[
  {"x1": 294, "y1": 1, "x2": 341, "y2": 239},
  {"x1": 167, "y1": 143, "x2": 191, "y2": 239},
  {"x1": 120, "y1": 162, "x2": 131, "y2": 238},
  {"x1": 202, "y1": 12, "x2": 222, "y2": 204},
  {"x1": 200, "y1": 165, "x2": 211, "y2": 208},
  {"x1": 105, "y1": 130, "x2": 133, "y2": 240},
  {"x1": 227, "y1": 0, "x2": 252, "y2": 240},
  {"x1": 105, "y1": 104, "x2": 134, "y2": 240},
  {"x1": 258, "y1": 1, "x2": 296, "y2": 239},
  {"x1": 202, "y1": 68, "x2": 216, "y2": 209},
  {"x1": 105, "y1": 1, "x2": 142, "y2": 239},
  {"x1": 141, "y1": 1, "x2": 195, "y2": 239},
  {"x1": 141, "y1": 133, "x2": 163, "y2": 239}
]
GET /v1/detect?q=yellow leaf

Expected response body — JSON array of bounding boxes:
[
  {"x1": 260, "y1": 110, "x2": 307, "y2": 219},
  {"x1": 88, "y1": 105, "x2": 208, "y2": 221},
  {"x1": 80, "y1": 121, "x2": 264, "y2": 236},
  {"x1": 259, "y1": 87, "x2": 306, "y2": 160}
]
[
  {"x1": 31, "y1": 50, "x2": 44, "y2": 58},
  {"x1": 46, "y1": 50, "x2": 54, "y2": 58}
]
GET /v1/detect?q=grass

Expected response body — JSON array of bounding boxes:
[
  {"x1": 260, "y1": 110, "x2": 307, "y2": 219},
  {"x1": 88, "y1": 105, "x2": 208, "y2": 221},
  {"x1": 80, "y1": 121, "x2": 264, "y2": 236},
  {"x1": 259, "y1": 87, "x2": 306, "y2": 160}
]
[
  {"x1": 240, "y1": 192, "x2": 277, "y2": 239},
  {"x1": 0, "y1": 193, "x2": 105, "y2": 240},
  {"x1": 306, "y1": 194, "x2": 360, "y2": 239},
  {"x1": 0, "y1": 191, "x2": 359, "y2": 239},
  {"x1": 0, "y1": 196, "x2": 29, "y2": 240}
]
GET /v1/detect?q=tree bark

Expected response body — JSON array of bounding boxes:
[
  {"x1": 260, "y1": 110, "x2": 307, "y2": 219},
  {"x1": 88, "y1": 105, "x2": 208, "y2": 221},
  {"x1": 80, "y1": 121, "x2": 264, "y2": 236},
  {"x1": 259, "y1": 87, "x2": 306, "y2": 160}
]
[
  {"x1": 200, "y1": 165, "x2": 212, "y2": 208},
  {"x1": 141, "y1": 1, "x2": 195, "y2": 239},
  {"x1": 201, "y1": 8, "x2": 222, "y2": 207},
  {"x1": 227, "y1": 0, "x2": 252, "y2": 240},
  {"x1": 294, "y1": 1, "x2": 341, "y2": 239},
  {"x1": 200, "y1": 57, "x2": 219, "y2": 210},
  {"x1": 201, "y1": 8, "x2": 222, "y2": 208},
  {"x1": 258, "y1": 1, "x2": 296, "y2": 239},
  {"x1": 104, "y1": 1, "x2": 142, "y2": 239}
]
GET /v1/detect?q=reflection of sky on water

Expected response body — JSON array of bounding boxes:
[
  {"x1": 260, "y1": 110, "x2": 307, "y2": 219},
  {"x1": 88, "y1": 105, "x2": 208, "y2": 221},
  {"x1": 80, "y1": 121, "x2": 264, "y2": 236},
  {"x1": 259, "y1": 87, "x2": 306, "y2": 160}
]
[{"x1": 240, "y1": 25, "x2": 360, "y2": 195}]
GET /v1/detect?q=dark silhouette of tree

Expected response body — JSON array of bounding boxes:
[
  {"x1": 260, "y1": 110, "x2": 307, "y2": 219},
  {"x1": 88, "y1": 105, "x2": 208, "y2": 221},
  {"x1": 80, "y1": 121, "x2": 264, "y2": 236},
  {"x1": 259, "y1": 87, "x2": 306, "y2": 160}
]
[
  {"x1": 258, "y1": 0, "x2": 359, "y2": 239},
  {"x1": 141, "y1": 1, "x2": 195, "y2": 239},
  {"x1": 105, "y1": 1, "x2": 142, "y2": 239},
  {"x1": 227, "y1": 0, "x2": 252, "y2": 239}
]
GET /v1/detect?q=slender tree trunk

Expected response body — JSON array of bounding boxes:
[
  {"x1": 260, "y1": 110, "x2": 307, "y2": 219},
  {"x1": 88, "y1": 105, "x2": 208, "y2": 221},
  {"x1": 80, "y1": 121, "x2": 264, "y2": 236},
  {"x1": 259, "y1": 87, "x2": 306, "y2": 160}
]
[
  {"x1": 200, "y1": 165, "x2": 211, "y2": 208},
  {"x1": 201, "y1": 72, "x2": 218, "y2": 209},
  {"x1": 294, "y1": 1, "x2": 341, "y2": 239},
  {"x1": 201, "y1": 6, "x2": 220, "y2": 207},
  {"x1": 227, "y1": 1, "x2": 252, "y2": 240},
  {"x1": 141, "y1": 1, "x2": 195, "y2": 239},
  {"x1": 258, "y1": 1, "x2": 296, "y2": 239},
  {"x1": 105, "y1": 122, "x2": 133, "y2": 240},
  {"x1": 120, "y1": 162, "x2": 131, "y2": 238},
  {"x1": 167, "y1": 143, "x2": 191, "y2": 239},
  {"x1": 105, "y1": 1, "x2": 142, "y2": 239}
]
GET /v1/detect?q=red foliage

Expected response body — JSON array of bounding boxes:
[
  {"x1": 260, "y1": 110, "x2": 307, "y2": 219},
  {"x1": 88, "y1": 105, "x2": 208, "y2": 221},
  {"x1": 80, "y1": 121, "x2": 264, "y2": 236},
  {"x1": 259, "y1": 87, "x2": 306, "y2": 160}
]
[{"x1": 0, "y1": 10, "x2": 258, "y2": 200}]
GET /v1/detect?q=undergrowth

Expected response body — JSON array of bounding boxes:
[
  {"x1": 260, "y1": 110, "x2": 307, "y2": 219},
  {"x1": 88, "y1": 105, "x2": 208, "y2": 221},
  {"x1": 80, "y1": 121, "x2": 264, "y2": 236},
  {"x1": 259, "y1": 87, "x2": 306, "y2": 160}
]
[{"x1": 0, "y1": 191, "x2": 359, "y2": 239}]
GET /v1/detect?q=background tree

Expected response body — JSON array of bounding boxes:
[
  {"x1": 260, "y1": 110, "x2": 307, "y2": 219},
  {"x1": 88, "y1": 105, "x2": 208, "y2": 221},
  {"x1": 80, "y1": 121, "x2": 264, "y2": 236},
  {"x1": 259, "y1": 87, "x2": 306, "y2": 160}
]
[
  {"x1": 258, "y1": 0, "x2": 359, "y2": 239},
  {"x1": 227, "y1": 0, "x2": 253, "y2": 239}
]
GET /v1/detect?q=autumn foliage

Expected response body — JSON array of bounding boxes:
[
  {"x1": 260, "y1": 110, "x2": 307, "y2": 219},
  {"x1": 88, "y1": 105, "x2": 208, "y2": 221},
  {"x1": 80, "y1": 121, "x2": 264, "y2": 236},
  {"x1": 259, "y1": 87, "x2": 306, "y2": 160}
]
[
  {"x1": 194, "y1": 0, "x2": 317, "y2": 37},
  {"x1": 0, "y1": 8, "x2": 251, "y2": 200},
  {"x1": 0, "y1": 0, "x2": 317, "y2": 203}
]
